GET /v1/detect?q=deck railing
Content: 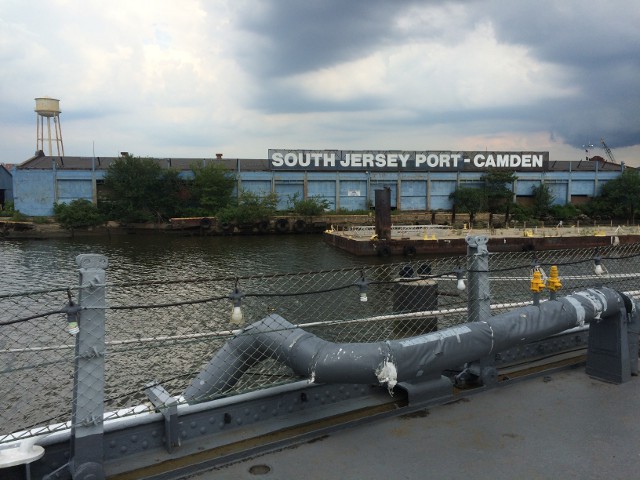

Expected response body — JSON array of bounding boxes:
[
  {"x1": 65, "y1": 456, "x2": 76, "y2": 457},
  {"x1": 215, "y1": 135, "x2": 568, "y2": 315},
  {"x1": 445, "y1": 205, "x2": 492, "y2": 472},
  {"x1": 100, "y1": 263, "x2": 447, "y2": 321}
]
[{"x1": 3, "y1": 242, "x2": 640, "y2": 445}]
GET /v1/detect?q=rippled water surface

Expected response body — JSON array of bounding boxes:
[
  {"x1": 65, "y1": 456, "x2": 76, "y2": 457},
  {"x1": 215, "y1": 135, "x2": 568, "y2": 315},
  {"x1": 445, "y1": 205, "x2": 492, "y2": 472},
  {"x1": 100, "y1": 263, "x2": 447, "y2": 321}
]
[
  {"x1": 2, "y1": 234, "x2": 401, "y2": 434},
  {"x1": 4, "y1": 234, "x2": 636, "y2": 437},
  {"x1": 1, "y1": 234, "x2": 387, "y2": 292}
]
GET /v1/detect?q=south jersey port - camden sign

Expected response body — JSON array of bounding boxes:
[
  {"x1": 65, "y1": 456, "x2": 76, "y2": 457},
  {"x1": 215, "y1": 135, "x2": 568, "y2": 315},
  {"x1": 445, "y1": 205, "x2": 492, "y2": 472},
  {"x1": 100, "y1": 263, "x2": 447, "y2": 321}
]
[{"x1": 268, "y1": 149, "x2": 549, "y2": 172}]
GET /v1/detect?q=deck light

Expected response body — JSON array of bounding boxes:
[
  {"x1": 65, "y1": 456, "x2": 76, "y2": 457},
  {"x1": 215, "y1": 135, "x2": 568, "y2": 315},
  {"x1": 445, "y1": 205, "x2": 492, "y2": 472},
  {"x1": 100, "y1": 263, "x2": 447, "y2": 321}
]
[
  {"x1": 455, "y1": 266, "x2": 466, "y2": 291},
  {"x1": 67, "y1": 321, "x2": 79, "y2": 335},
  {"x1": 594, "y1": 256, "x2": 604, "y2": 276},
  {"x1": 67, "y1": 313, "x2": 79, "y2": 335},
  {"x1": 231, "y1": 303, "x2": 243, "y2": 325},
  {"x1": 356, "y1": 272, "x2": 369, "y2": 302},
  {"x1": 64, "y1": 289, "x2": 80, "y2": 335},
  {"x1": 229, "y1": 282, "x2": 245, "y2": 326}
]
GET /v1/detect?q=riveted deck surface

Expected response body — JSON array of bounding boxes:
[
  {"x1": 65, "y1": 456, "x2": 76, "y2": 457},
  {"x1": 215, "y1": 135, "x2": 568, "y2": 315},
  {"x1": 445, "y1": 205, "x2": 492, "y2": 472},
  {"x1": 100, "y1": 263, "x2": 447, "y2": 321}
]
[{"x1": 190, "y1": 368, "x2": 639, "y2": 480}]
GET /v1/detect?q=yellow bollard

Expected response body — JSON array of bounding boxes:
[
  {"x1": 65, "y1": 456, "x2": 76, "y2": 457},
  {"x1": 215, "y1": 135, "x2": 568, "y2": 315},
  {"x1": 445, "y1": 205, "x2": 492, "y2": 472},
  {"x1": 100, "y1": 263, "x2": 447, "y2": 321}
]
[
  {"x1": 547, "y1": 265, "x2": 562, "y2": 292},
  {"x1": 530, "y1": 270, "x2": 546, "y2": 292}
]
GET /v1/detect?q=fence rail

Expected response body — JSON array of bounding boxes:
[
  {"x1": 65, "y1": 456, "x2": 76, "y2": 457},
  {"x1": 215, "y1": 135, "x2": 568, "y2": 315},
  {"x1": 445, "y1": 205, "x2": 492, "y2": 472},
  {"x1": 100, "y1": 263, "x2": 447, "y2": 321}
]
[{"x1": 3, "y1": 242, "x2": 640, "y2": 444}]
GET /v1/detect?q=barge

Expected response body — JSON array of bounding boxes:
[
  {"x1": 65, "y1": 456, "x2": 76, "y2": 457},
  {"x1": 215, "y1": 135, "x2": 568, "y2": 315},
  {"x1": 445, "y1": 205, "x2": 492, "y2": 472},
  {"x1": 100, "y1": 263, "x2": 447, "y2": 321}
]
[{"x1": 323, "y1": 225, "x2": 639, "y2": 256}]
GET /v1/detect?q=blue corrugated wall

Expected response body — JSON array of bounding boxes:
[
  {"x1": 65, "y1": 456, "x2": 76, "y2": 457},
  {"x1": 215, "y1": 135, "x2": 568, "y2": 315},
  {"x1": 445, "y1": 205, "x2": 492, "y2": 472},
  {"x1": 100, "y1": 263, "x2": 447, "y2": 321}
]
[{"x1": 12, "y1": 168, "x2": 623, "y2": 216}]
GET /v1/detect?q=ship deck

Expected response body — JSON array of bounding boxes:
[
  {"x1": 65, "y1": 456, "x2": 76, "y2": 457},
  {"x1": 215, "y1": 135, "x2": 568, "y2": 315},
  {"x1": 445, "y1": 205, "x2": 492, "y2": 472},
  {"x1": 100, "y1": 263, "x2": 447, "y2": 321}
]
[{"x1": 190, "y1": 366, "x2": 639, "y2": 480}]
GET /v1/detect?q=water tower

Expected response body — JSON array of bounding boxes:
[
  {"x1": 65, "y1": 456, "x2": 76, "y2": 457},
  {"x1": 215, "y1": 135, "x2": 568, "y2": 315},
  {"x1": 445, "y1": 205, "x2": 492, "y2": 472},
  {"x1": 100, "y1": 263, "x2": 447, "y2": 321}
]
[{"x1": 34, "y1": 96, "x2": 65, "y2": 156}]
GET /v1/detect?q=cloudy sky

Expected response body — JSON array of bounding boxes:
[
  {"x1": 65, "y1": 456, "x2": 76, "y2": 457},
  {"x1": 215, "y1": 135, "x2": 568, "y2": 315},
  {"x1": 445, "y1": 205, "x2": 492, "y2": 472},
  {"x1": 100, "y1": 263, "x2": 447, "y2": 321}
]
[{"x1": 1, "y1": 0, "x2": 639, "y2": 165}]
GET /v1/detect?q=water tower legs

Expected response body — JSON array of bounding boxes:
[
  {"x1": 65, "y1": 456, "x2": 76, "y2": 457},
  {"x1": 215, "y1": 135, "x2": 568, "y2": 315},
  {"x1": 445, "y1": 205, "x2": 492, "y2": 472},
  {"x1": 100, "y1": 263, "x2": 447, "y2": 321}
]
[{"x1": 34, "y1": 97, "x2": 65, "y2": 156}]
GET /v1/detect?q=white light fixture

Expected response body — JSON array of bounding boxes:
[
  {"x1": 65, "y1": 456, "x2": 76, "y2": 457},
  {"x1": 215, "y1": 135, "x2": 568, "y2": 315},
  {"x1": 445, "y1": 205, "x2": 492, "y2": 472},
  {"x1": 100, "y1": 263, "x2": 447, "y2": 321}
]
[
  {"x1": 67, "y1": 320, "x2": 79, "y2": 335},
  {"x1": 356, "y1": 272, "x2": 369, "y2": 302},
  {"x1": 455, "y1": 267, "x2": 466, "y2": 291},
  {"x1": 64, "y1": 291, "x2": 80, "y2": 335},
  {"x1": 229, "y1": 285, "x2": 245, "y2": 326},
  {"x1": 594, "y1": 256, "x2": 604, "y2": 276},
  {"x1": 230, "y1": 303, "x2": 244, "y2": 325}
]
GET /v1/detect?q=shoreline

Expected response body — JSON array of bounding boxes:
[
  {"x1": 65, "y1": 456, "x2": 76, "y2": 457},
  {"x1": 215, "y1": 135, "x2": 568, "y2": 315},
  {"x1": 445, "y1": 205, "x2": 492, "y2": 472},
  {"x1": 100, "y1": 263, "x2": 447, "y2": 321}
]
[{"x1": 2, "y1": 215, "x2": 639, "y2": 257}]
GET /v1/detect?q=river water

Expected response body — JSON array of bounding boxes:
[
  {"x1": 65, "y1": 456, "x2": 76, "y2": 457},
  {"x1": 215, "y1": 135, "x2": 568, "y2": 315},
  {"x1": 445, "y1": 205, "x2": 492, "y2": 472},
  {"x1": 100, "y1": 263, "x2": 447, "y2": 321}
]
[
  {"x1": 3, "y1": 234, "x2": 638, "y2": 437},
  {"x1": 2, "y1": 234, "x2": 405, "y2": 436},
  {"x1": 1, "y1": 234, "x2": 390, "y2": 292}
]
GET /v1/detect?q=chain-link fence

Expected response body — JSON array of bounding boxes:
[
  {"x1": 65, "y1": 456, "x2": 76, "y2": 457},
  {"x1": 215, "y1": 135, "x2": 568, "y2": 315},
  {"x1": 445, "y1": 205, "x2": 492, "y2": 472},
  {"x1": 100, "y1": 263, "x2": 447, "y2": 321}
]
[{"x1": 3, "y1": 242, "x2": 640, "y2": 443}]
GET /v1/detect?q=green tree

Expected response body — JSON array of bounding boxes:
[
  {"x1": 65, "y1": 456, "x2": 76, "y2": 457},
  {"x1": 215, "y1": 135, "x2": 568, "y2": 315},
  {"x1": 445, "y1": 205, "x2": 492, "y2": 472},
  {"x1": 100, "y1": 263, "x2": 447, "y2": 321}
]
[
  {"x1": 530, "y1": 184, "x2": 555, "y2": 219},
  {"x1": 102, "y1": 154, "x2": 183, "y2": 222},
  {"x1": 0, "y1": 201, "x2": 15, "y2": 217},
  {"x1": 155, "y1": 168, "x2": 188, "y2": 219},
  {"x1": 550, "y1": 203, "x2": 581, "y2": 222},
  {"x1": 218, "y1": 191, "x2": 278, "y2": 225},
  {"x1": 449, "y1": 187, "x2": 486, "y2": 225},
  {"x1": 481, "y1": 171, "x2": 517, "y2": 225},
  {"x1": 597, "y1": 169, "x2": 640, "y2": 222},
  {"x1": 190, "y1": 162, "x2": 236, "y2": 215},
  {"x1": 288, "y1": 193, "x2": 330, "y2": 217},
  {"x1": 54, "y1": 199, "x2": 104, "y2": 229}
]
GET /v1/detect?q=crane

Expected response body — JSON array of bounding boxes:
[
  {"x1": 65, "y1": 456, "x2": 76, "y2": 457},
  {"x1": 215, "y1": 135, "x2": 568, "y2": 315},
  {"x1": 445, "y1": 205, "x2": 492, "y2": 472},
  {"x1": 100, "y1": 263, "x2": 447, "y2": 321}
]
[{"x1": 600, "y1": 138, "x2": 617, "y2": 164}]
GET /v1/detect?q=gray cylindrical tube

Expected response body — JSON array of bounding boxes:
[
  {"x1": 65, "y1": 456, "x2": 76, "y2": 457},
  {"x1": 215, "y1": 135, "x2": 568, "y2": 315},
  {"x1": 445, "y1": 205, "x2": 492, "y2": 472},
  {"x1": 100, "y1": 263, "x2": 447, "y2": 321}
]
[{"x1": 184, "y1": 288, "x2": 624, "y2": 402}]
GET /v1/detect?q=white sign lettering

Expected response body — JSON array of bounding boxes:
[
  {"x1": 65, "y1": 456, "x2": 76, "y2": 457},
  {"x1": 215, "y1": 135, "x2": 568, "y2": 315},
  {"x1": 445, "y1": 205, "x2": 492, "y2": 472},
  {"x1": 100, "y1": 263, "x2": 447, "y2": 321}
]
[
  {"x1": 268, "y1": 150, "x2": 548, "y2": 171},
  {"x1": 472, "y1": 154, "x2": 543, "y2": 169}
]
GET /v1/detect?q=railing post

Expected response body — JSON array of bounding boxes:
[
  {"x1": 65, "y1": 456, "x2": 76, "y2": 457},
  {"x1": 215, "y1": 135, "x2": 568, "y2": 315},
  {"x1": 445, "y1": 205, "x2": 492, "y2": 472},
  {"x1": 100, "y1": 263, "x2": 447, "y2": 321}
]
[
  {"x1": 72, "y1": 253, "x2": 108, "y2": 478},
  {"x1": 466, "y1": 235, "x2": 491, "y2": 323},
  {"x1": 457, "y1": 235, "x2": 496, "y2": 386},
  {"x1": 45, "y1": 254, "x2": 108, "y2": 480}
]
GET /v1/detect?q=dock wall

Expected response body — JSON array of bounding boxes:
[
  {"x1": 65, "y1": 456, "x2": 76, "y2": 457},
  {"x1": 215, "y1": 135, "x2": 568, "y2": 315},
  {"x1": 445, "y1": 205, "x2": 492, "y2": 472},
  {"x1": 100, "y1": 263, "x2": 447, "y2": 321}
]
[{"x1": 323, "y1": 230, "x2": 640, "y2": 256}]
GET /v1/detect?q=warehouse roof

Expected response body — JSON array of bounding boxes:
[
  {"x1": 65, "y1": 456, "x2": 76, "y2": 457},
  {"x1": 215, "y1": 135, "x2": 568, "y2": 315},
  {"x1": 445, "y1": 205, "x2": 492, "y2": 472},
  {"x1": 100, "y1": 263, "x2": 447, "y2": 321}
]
[{"x1": 16, "y1": 151, "x2": 625, "y2": 173}]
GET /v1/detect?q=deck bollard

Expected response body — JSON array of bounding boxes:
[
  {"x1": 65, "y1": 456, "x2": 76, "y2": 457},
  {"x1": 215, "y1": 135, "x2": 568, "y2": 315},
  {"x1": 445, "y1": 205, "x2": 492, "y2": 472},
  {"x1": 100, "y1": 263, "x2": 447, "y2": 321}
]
[{"x1": 392, "y1": 265, "x2": 438, "y2": 337}]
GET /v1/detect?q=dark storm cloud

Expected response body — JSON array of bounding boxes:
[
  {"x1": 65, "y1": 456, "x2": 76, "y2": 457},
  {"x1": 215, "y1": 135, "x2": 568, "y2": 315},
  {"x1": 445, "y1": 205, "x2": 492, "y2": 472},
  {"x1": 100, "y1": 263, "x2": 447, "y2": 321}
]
[
  {"x1": 225, "y1": 0, "x2": 473, "y2": 115},
  {"x1": 225, "y1": 0, "x2": 639, "y2": 151},
  {"x1": 248, "y1": 79, "x2": 385, "y2": 114},
  {"x1": 457, "y1": 1, "x2": 640, "y2": 151},
  {"x1": 482, "y1": 2, "x2": 639, "y2": 67},
  {"x1": 480, "y1": 1, "x2": 640, "y2": 149},
  {"x1": 230, "y1": 0, "x2": 424, "y2": 78}
]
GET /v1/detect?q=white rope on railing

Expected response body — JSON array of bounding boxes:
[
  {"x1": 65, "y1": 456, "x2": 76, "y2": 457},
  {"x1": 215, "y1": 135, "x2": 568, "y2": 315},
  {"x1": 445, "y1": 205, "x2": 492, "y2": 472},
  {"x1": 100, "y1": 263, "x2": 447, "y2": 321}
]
[{"x1": 7, "y1": 286, "x2": 640, "y2": 356}]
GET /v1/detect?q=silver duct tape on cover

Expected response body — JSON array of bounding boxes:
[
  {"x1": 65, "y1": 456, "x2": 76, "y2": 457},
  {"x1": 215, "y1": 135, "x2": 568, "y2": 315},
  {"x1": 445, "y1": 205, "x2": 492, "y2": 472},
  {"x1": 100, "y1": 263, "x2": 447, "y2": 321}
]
[{"x1": 183, "y1": 287, "x2": 626, "y2": 403}]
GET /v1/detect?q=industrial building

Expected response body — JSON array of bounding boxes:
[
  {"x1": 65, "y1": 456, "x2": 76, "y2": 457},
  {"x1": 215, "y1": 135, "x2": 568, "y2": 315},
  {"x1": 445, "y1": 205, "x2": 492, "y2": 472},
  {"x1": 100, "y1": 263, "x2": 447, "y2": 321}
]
[
  {"x1": 10, "y1": 149, "x2": 626, "y2": 217},
  {"x1": 0, "y1": 164, "x2": 14, "y2": 210},
  {"x1": 8, "y1": 97, "x2": 627, "y2": 217}
]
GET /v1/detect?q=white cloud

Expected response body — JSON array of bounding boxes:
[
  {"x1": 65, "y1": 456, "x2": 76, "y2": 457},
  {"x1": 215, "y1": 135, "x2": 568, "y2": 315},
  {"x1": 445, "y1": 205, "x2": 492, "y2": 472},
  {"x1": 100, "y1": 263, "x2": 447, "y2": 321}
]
[
  {"x1": 291, "y1": 20, "x2": 577, "y2": 112},
  {"x1": 0, "y1": 0, "x2": 638, "y2": 165}
]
